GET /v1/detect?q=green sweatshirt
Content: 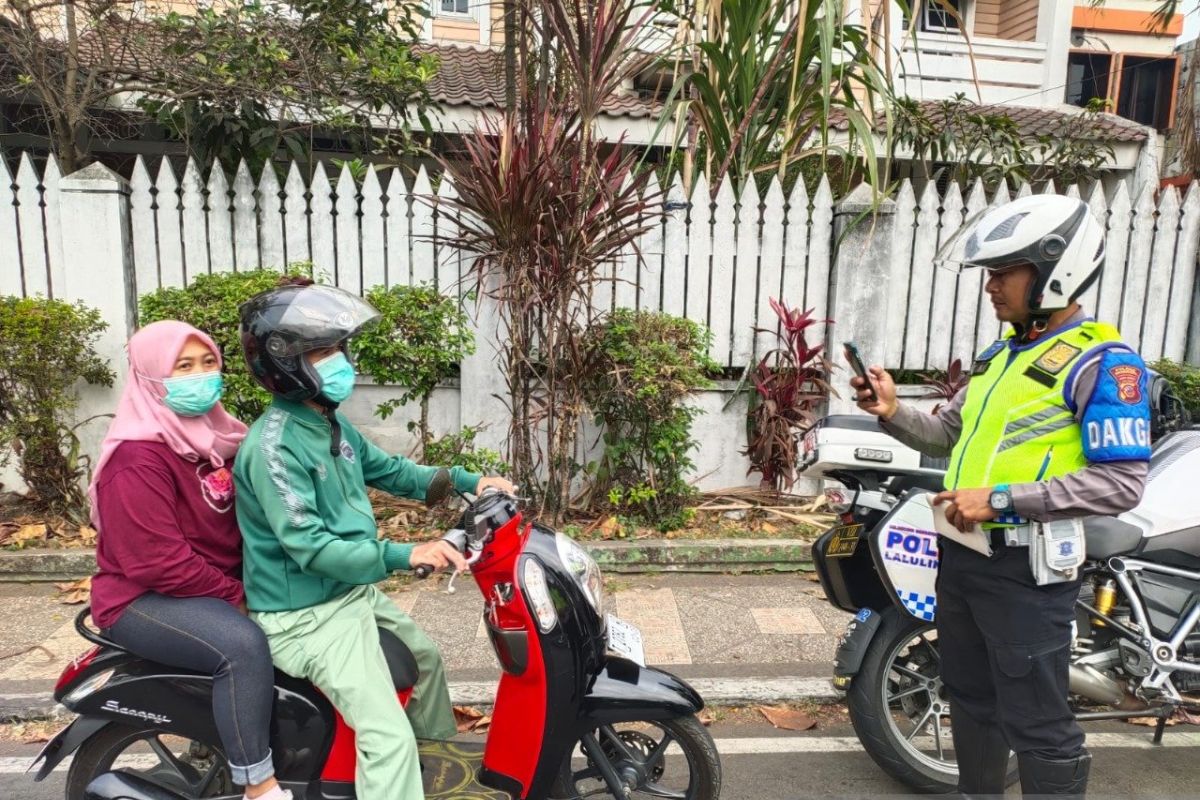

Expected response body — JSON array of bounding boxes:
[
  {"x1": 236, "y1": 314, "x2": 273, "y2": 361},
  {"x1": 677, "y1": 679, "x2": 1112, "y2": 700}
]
[{"x1": 234, "y1": 398, "x2": 481, "y2": 612}]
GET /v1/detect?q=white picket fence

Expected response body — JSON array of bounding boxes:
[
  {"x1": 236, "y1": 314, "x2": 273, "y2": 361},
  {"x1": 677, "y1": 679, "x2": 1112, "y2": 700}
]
[
  {"x1": 6, "y1": 152, "x2": 1198, "y2": 372},
  {"x1": 2, "y1": 151, "x2": 1199, "y2": 490}
]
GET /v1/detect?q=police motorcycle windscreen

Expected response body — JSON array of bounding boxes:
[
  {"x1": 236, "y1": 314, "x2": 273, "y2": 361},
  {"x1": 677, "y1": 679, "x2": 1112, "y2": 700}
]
[{"x1": 867, "y1": 491, "x2": 941, "y2": 623}]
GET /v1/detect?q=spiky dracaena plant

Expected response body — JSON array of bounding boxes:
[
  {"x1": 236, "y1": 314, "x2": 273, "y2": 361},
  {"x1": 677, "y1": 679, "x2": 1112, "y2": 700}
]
[
  {"x1": 434, "y1": 0, "x2": 661, "y2": 520},
  {"x1": 745, "y1": 299, "x2": 832, "y2": 492},
  {"x1": 921, "y1": 357, "x2": 969, "y2": 415}
]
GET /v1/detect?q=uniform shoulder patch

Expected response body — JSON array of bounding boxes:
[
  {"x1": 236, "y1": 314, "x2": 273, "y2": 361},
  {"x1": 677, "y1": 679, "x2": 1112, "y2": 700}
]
[
  {"x1": 1032, "y1": 340, "x2": 1083, "y2": 375},
  {"x1": 1082, "y1": 349, "x2": 1151, "y2": 463},
  {"x1": 1107, "y1": 364, "x2": 1144, "y2": 405},
  {"x1": 971, "y1": 340, "x2": 1006, "y2": 375}
]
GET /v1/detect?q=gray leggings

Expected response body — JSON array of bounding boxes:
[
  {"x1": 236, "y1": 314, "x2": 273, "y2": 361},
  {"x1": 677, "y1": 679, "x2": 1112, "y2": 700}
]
[{"x1": 108, "y1": 594, "x2": 276, "y2": 786}]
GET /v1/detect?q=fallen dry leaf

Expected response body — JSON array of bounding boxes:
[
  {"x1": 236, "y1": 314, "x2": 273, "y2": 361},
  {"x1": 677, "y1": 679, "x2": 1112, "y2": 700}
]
[
  {"x1": 453, "y1": 705, "x2": 490, "y2": 734},
  {"x1": 1127, "y1": 716, "x2": 1180, "y2": 728},
  {"x1": 0, "y1": 522, "x2": 18, "y2": 546},
  {"x1": 78, "y1": 526, "x2": 97, "y2": 545},
  {"x1": 1176, "y1": 709, "x2": 1200, "y2": 725},
  {"x1": 757, "y1": 705, "x2": 817, "y2": 732},
  {"x1": 698, "y1": 710, "x2": 715, "y2": 727},
  {"x1": 54, "y1": 576, "x2": 91, "y2": 605},
  {"x1": 760, "y1": 522, "x2": 779, "y2": 534},
  {"x1": 11, "y1": 523, "x2": 48, "y2": 547},
  {"x1": 597, "y1": 517, "x2": 620, "y2": 539}
]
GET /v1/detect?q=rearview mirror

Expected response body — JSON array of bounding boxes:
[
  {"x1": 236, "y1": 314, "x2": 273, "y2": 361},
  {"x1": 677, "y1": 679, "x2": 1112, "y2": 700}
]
[{"x1": 425, "y1": 468, "x2": 453, "y2": 509}]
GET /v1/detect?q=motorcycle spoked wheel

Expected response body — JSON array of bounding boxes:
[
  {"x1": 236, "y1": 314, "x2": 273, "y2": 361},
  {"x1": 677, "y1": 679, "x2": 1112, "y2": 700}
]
[
  {"x1": 549, "y1": 715, "x2": 721, "y2": 800},
  {"x1": 846, "y1": 607, "x2": 1019, "y2": 794},
  {"x1": 66, "y1": 723, "x2": 234, "y2": 800}
]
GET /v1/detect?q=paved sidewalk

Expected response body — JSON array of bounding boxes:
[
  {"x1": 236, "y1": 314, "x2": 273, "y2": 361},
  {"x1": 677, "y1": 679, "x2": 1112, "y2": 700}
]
[{"x1": 0, "y1": 573, "x2": 851, "y2": 721}]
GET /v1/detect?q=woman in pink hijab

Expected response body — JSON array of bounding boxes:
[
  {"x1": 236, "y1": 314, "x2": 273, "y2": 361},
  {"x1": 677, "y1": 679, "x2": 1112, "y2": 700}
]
[{"x1": 89, "y1": 321, "x2": 289, "y2": 800}]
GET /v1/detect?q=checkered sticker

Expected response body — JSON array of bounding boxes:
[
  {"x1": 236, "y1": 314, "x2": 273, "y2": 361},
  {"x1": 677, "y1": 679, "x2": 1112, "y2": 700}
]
[{"x1": 897, "y1": 590, "x2": 937, "y2": 622}]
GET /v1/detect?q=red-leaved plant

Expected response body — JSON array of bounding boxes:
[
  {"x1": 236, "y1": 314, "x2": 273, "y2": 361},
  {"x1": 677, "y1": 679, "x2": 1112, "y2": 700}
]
[
  {"x1": 745, "y1": 298, "x2": 832, "y2": 492},
  {"x1": 433, "y1": 0, "x2": 661, "y2": 520},
  {"x1": 921, "y1": 357, "x2": 969, "y2": 415}
]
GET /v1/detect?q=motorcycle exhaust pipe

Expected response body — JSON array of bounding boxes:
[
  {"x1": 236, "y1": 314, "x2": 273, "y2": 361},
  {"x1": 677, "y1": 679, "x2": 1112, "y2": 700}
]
[
  {"x1": 85, "y1": 772, "x2": 191, "y2": 800},
  {"x1": 1069, "y1": 664, "x2": 1147, "y2": 710}
]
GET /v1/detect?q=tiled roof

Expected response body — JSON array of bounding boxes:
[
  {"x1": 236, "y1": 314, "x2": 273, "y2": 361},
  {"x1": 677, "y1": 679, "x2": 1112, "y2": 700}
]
[
  {"x1": 416, "y1": 42, "x2": 658, "y2": 118},
  {"x1": 828, "y1": 99, "x2": 1149, "y2": 143}
]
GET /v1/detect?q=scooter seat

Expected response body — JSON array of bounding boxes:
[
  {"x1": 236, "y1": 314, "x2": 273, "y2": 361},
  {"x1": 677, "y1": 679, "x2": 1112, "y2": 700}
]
[
  {"x1": 379, "y1": 627, "x2": 419, "y2": 690},
  {"x1": 1084, "y1": 517, "x2": 1144, "y2": 560}
]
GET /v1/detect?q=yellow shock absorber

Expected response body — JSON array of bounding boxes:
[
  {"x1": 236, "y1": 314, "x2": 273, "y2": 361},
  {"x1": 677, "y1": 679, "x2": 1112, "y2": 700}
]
[{"x1": 1094, "y1": 579, "x2": 1118, "y2": 627}]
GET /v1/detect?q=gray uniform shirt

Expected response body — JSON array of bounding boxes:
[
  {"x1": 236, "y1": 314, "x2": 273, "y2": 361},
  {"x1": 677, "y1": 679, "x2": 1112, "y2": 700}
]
[{"x1": 880, "y1": 311, "x2": 1148, "y2": 522}]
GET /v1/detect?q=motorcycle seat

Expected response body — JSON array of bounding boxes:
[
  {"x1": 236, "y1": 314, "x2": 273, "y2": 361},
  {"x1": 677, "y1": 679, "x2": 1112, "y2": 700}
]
[
  {"x1": 1083, "y1": 517, "x2": 1145, "y2": 560},
  {"x1": 379, "y1": 627, "x2": 419, "y2": 690}
]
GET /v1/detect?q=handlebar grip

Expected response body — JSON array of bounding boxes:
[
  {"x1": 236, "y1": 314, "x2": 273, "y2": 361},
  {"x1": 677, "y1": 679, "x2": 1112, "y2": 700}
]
[{"x1": 414, "y1": 564, "x2": 433, "y2": 579}]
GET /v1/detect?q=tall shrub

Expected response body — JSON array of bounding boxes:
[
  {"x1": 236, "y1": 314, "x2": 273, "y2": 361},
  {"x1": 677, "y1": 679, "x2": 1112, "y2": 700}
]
[
  {"x1": 582, "y1": 309, "x2": 716, "y2": 530},
  {"x1": 436, "y1": 0, "x2": 661, "y2": 520},
  {"x1": 353, "y1": 284, "x2": 475, "y2": 459},
  {"x1": 0, "y1": 297, "x2": 114, "y2": 518}
]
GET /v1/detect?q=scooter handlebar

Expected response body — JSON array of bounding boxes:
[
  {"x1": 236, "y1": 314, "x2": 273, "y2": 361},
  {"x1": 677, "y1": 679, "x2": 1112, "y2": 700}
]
[{"x1": 412, "y1": 528, "x2": 469, "y2": 579}]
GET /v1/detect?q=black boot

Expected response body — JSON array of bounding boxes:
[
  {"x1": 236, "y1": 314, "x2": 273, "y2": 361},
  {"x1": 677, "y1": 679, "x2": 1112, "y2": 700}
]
[
  {"x1": 1017, "y1": 751, "x2": 1091, "y2": 798},
  {"x1": 951, "y1": 707, "x2": 1011, "y2": 799}
]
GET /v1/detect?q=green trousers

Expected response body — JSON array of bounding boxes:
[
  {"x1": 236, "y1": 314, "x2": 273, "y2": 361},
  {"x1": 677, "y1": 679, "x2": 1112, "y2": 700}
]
[{"x1": 252, "y1": 584, "x2": 456, "y2": 799}]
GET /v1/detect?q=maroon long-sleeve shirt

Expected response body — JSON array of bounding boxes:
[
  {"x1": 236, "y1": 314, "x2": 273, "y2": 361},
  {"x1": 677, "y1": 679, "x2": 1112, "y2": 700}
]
[{"x1": 91, "y1": 440, "x2": 245, "y2": 629}]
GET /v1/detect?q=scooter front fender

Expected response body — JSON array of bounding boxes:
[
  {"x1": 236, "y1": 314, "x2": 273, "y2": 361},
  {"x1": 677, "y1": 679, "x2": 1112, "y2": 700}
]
[
  {"x1": 580, "y1": 658, "x2": 703, "y2": 724},
  {"x1": 30, "y1": 716, "x2": 112, "y2": 781}
]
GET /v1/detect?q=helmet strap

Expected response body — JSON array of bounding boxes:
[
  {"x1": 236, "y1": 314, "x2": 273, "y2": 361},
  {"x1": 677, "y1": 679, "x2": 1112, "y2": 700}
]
[{"x1": 314, "y1": 397, "x2": 342, "y2": 457}]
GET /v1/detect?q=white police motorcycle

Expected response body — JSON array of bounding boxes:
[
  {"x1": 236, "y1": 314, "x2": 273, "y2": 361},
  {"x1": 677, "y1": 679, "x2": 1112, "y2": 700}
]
[{"x1": 806, "y1": 381, "x2": 1198, "y2": 793}]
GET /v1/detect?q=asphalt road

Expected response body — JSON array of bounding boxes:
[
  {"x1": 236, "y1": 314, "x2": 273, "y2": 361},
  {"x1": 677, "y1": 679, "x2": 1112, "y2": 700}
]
[{"x1": 3, "y1": 718, "x2": 1199, "y2": 799}]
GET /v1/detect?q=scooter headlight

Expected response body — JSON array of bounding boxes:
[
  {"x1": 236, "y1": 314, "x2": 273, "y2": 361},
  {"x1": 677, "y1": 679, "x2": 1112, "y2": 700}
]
[
  {"x1": 522, "y1": 558, "x2": 558, "y2": 633},
  {"x1": 555, "y1": 532, "x2": 604, "y2": 616}
]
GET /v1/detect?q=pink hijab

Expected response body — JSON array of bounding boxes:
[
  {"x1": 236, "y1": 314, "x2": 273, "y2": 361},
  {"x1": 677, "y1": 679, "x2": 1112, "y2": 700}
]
[{"x1": 88, "y1": 321, "x2": 248, "y2": 528}]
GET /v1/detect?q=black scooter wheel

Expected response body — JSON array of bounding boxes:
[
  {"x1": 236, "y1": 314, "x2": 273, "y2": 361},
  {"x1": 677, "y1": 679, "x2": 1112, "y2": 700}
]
[
  {"x1": 846, "y1": 607, "x2": 1018, "y2": 794},
  {"x1": 549, "y1": 715, "x2": 720, "y2": 800},
  {"x1": 66, "y1": 723, "x2": 233, "y2": 800}
]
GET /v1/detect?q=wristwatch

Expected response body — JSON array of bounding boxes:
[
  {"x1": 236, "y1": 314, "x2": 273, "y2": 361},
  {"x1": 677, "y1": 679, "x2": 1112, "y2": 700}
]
[{"x1": 989, "y1": 484, "x2": 1014, "y2": 514}]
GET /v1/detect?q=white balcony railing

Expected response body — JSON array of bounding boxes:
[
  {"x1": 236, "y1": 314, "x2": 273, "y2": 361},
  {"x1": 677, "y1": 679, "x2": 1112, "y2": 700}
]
[{"x1": 894, "y1": 32, "x2": 1050, "y2": 105}]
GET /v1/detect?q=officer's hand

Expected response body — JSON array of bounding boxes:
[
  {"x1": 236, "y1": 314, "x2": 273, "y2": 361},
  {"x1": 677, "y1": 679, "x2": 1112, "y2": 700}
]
[
  {"x1": 410, "y1": 540, "x2": 469, "y2": 574},
  {"x1": 932, "y1": 488, "x2": 997, "y2": 532},
  {"x1": 851, "y1": 365, "x2": 899, "y2": 420}
]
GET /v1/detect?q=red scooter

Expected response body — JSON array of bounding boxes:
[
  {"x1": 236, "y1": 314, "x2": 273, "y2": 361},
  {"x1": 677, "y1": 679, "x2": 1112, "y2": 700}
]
[{"x1": 31, "y1": 476, "x2": 721, "y2": 800}]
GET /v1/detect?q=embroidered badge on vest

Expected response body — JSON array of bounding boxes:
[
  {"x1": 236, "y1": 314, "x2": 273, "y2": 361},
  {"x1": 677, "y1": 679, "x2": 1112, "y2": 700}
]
[
  {"x1": 1024, "y1": 339, "x2": 1084, "y2": 388},
  {"x1": 1108, "y1": 364, "x2": 1144, "y2": 404},
  {"x1": 1033, "y1": 340, "x2": 1082, "y2": 374},
  {"x1": 972, "y1": 340, "x2": 1006, "y2": 376}
]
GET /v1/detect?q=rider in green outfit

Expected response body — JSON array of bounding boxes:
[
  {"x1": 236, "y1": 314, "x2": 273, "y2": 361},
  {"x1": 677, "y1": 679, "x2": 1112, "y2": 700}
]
[{"x1": 234, "y1": 279, "x2": 513, "y2": 800}]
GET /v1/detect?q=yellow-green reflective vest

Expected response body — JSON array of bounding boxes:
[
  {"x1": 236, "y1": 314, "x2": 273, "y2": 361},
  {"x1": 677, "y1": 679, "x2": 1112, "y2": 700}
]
[{"x1": 946, "y1": 321, "x2": 1124, "y2": 502}]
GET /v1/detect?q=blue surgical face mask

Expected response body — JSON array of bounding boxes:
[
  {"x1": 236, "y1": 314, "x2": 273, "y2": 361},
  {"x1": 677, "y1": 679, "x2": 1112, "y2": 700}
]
[
  {"x1": 162, "y1": 371, "x2": 224, "y2": 417},
  {"x1": 315, "y1": 352, "x2": 356, "y2": 403}
]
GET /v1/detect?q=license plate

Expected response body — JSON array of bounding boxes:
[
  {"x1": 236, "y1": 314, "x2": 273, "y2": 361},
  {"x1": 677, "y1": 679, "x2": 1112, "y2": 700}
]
[
  {"x1": 606, "y1": 614, "x2": 646, "y2": 667},
  {"x1": 825, "y1": 523, "x2": 862, "y2": 558}
]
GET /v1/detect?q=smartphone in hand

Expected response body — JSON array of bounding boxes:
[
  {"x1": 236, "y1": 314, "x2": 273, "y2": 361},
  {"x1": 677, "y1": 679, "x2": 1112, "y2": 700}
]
[{"x1": 844, "y1": 341, "x2": 878, "y2": 404}]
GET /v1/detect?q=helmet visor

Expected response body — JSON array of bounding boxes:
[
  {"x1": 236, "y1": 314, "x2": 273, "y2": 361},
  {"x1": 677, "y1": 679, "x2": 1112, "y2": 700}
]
[
  {"x1": 245, "y1": 284, "x2": 381, "y2": 357},
  {"x1": 933, "y1": 209, "x2": 993, "y2": 274}
]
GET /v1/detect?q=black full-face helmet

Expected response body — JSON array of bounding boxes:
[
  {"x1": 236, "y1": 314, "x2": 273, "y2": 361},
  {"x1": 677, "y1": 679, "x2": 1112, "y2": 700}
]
[{"x1": 239, "y1": 283, "x2": 380, "y2": 406}]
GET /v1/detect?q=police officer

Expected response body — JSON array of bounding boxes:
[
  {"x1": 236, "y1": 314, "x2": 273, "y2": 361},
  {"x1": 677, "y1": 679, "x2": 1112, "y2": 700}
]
[{"x1": 852, "y1": 194, "x2": 1151, "y2": 798}]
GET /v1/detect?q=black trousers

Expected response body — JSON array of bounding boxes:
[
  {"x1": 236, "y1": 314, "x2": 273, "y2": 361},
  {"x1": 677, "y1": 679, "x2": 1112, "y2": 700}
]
[{"x1": 936, "y1": 538, "x2": 1086, "y2": 759}]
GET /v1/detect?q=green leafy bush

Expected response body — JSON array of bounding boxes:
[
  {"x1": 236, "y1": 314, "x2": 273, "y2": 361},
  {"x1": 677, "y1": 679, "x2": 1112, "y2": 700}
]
[
  {"x1": 139, "y1": 266, "x2": 313, "y2": 420},
  {"x1": 0, "y1": 297, "x2": 114, "y2": 518},
  {"x1": 423, "y1": 425, "x2": 509, "y2": 477},
  {"x1": 582, "y1": 309, "x2": 716, "y2": 531},
  {"x1": 353, "y1": 284, "x2": 475, "y2": 458},
  {"x1": 1152, "y1": 359, "x2": 1200, "y2": 419}
]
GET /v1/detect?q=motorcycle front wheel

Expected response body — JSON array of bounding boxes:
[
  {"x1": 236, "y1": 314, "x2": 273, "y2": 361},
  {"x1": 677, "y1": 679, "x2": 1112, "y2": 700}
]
[
  {"x1": 847, "y1": 607, "x2": 1019, "y2": 794},
  {"x1": 66, "y1": 723, "x2": 233, "y2": 800},
  {"x1": 549, "y1": 715, "x2": 721, "y2": 800}
]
